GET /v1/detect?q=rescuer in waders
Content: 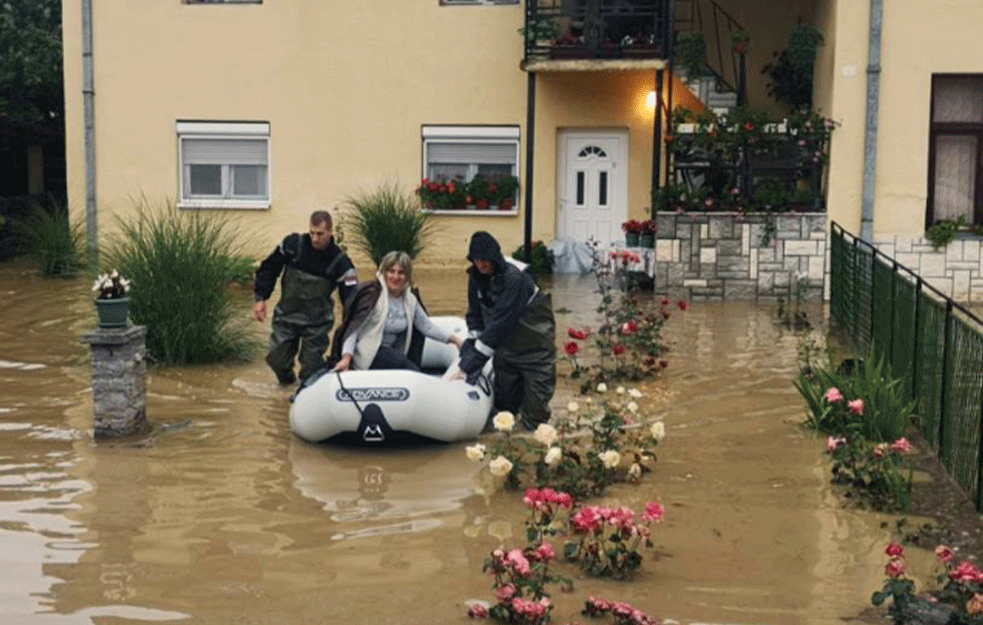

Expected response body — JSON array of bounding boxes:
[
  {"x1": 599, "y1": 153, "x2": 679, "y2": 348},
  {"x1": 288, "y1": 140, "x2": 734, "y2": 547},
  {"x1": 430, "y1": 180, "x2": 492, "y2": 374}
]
[
  {"x1": 455, "y1": 231, "x2": 557, "y2": 430},
  {"x1": 253, "y1": 210, "x2": 357, "y2": 384}
]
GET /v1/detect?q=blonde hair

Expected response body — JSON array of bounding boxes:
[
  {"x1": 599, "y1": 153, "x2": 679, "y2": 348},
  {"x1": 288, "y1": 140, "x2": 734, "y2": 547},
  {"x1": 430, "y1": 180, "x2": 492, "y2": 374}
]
[{"x1": 378, "y1": 251, "x2": 413, "y2": 287}]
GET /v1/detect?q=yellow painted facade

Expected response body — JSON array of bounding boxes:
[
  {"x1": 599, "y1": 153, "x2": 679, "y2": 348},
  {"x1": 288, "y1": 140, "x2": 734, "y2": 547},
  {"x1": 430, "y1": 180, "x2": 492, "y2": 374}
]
[{"x1": 63, "y1": 0, "x2": 979, "y2": 269}]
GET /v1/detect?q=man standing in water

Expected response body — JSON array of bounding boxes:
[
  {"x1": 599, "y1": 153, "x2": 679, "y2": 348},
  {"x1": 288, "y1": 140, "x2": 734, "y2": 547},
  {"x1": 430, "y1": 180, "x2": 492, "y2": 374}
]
[
  {"x1": 253, "y1": 210, "x2": 357, "y2": 384},
  {"x1": 456, "y1": 231, "x2": 557, "y2": 430}
]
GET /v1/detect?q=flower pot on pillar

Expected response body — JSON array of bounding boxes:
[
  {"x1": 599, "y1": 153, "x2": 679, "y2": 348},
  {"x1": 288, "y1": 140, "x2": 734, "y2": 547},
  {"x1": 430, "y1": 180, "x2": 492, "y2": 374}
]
[
  {"x1": 625, "y1": 232, "x2": 640, "y2": 247},
  {"x1": 95, "y1": 297, "x2": 130, "y2": 329},
  {"x1": 639, "y1": 232, "x2": 655, "y2": 248}
]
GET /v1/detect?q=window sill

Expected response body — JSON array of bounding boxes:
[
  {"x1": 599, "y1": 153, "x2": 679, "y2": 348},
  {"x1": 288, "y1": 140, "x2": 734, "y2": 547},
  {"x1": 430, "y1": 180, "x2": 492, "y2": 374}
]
[
  {"x1": 177, "y1": 199, "x2": 270, "y2": 210},
  {"x1": 424, "y1": 208, "x2": 518, "y2": 216}
]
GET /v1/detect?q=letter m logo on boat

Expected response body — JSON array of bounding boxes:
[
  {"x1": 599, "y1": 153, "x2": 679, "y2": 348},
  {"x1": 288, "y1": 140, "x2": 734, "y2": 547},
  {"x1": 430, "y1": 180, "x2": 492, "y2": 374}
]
[{"x1": 335, "y1": 387, "x2": 410, "y2": 402}]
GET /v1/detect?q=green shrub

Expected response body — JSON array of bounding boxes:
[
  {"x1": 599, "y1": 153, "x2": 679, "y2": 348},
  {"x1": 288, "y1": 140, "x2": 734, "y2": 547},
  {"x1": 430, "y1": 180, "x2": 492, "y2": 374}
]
[
  {"x1": 342, "y1": 182, "x2": 436, "y2": 266},
  {"x1": 511, "y1": 240, "x2": 554, "y2": 275},
  {"x1": 106, "y1": 200, "x2": 257, "y2": 364},
  {"x1": 13, "y1": 201, "x2": 85, "y2": 276},
  {"x1": 794, "y1": 350, "x2": 917, "y2": 442}
]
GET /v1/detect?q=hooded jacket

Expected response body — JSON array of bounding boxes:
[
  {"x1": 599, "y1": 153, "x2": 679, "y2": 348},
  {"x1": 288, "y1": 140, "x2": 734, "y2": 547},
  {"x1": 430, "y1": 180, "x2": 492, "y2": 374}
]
[{"x1": 465, "y1": 232, "x2": 540, "y2": 356}]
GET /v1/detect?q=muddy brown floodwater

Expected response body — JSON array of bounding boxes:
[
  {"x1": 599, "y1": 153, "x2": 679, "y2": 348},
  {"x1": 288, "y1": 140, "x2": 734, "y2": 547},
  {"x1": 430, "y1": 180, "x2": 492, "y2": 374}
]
[{"x1": 0, "y1": 258, "x2": 917, "y2": 624}]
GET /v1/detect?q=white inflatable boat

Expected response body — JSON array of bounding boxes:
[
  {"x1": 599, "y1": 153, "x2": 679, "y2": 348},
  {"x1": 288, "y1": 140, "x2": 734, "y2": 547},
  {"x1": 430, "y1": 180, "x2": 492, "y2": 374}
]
[{"x1": 289, "y1": 316, "x2": 494, "y2": 445}]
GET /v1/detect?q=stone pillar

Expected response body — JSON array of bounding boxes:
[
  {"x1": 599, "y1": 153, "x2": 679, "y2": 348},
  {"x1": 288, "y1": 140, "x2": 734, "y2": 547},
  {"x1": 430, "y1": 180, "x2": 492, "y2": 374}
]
[{"x1": 79, "y1": 325, "x2": 149, "y2": 438}]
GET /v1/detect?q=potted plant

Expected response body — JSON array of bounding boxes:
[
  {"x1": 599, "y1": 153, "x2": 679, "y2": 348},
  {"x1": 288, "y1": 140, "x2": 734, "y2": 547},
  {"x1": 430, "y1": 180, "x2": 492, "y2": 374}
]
[
  {"x1": 622, "y1": 219, "x2": 644, "y2": 246},
  {"x1": 675, "y1": 32, "x2": 706, "y2": 79},
  {"x1": 415, "y1": 176, "x2": 467, "y2": 210},
  {"x1": 487, "y1": 174, "x2": 519, "y2": 210},
  {"x1": 92, "y1": 269, "x2": 131, "y2": 329},
  {"x1": 639, "y1": 219, "x2": 657, "y2": 248},
  {"x1": 731, "y1": 30, "x2": 751, "y2": 55}
]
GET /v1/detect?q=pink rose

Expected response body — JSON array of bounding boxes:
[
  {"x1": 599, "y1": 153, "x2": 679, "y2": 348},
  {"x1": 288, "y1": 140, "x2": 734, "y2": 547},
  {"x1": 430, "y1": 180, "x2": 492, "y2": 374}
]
[
  {"x1": 467, "y1": 604, "x2": 489, "y2": 618},
  {"x1": 505, "y1": 549, "x2": 530, "y2": 576},
  {"x1": 885, "y1": 558, "x2": 907, "y2": 578},
  {"x1": 848, "y1": 398, "x2": 864, "y2": 415},
  {"x1": 824, "y1": 387, "x2": 843, "y2": 403},
  {"x1": 496, "y1": 584, "x2": 516, "y2": 602},
  {"x1": 935, "y1": 545, "x2": 955, "y2": 562},
  {"x1": 890, "y1": 438, "x2": 913, "y2": 454},
  {"x1": 826, "y1": 436, "x2": 845, "y2": 452},
  {"x1": 885, "y1": 542, "x2": 905, "y2": 558}
]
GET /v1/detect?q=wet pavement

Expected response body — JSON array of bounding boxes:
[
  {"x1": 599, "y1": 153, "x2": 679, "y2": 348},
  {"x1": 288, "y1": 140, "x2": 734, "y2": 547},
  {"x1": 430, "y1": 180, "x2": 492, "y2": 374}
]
[{"x1": 0, "y1": 258, "x2": 906, "y2": 624}]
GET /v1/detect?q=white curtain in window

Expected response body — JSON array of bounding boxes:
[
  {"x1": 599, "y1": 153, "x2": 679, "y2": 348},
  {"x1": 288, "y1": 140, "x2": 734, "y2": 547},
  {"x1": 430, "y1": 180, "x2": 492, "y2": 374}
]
[
  {"x1": 934, "y1": 134, "x2": 977, "y2": 221},
  {"x1": 934, "y1": 77, "x2": 983, "y2": 123}
]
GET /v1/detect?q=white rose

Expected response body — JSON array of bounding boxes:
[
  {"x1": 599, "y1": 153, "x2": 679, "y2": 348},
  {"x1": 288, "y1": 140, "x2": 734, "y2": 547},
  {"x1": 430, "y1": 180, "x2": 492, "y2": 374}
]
[
  {"x1": 566, "y1": 401, "x2": 579, "y2": 413},
  {"x1": 628, "y1": 388, "x2": 643, "y2": 398},
  {"x1": 596, "y1": 383, "x2": 608, "y2": 393},
  {"x1": 650, "y1": 421, "x2": 666, "y2": 441},
  {"x1": 465, "y1": 443, "x2": 486, "y2": 462},
  {"x1": 533, "y1": 423, "x2": 558, "y2": 447},
  {"x1": 492, "y1": 411, "x2": 515, "y2": 432},
  {"x1": 628, "y1": 463, "x2": 642, "y2": 479},
  {"x1": 544, "y1": 447, "x2": 562, "y2": 466},
  {"x1": 599, "y1": 450, "x2": 621, "y2": 468},
  {"x1": 489, "y1": 455, "x2": 513, "y2": 477},
  {"x1": 616, "y1": 386, "x2": 626, "y2": 395},
  {"x1": 626, "y1": 401, "x2": 638, "y2": 414}
]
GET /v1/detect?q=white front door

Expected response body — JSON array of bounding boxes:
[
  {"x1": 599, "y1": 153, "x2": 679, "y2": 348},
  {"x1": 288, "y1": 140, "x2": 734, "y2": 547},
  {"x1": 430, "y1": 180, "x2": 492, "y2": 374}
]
[{"x1": 557, "y1": 130, "x2": 628, "y2": 249}]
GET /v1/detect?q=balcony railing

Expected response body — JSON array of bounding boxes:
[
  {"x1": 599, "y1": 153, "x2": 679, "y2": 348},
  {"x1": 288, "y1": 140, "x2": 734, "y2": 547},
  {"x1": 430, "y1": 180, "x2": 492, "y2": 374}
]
[{"x1": 523, "y1": 0, "x2": 672, "y2": 63}]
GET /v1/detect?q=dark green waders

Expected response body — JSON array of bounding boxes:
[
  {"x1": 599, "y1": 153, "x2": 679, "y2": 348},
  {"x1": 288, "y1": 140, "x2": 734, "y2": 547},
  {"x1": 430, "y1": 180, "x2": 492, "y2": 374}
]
[
  {"x1": 492, "y1": 292, "x2": 557, "y2": 430},
  {"x1": 265, "y1": 266, "x2": 336, "y2": 383}
]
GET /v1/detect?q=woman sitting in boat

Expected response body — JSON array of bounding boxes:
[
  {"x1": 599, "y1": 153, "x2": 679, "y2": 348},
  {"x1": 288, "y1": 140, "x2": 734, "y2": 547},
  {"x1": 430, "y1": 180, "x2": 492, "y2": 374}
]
[{"x1": 330, "y1": 251, "x2": 463, "y2": 372}]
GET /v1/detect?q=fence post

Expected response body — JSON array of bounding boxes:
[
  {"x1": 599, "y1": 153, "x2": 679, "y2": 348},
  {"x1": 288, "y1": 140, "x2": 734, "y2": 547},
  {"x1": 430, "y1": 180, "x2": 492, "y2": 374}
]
[
  {"x1": 869, "y1": 242, "x2": 877, "y2": 352},
  {"x1": 937, "y1": 300, "x2": 953, "y2": 458},
  {"x1": 976, "y1": 380, "x2": 983, "y2": 512},
  {"x1": 889, "y1": 260, "x2": 897, "y2": 367},
  {"x1": 911, "y1": 277, "x2": 921, "y2": 402}
]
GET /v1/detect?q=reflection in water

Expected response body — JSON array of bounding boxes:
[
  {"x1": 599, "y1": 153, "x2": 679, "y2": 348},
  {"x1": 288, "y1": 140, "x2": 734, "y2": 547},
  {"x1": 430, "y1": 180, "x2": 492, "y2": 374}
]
[{"x1": 0, "y1": 259, "x2": 917, "y2": 623}]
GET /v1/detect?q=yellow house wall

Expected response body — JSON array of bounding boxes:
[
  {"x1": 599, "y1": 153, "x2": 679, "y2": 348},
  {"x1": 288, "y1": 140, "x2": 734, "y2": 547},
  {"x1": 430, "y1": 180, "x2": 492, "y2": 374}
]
[
  {"x1": 816, "y1": 0, "x2": 983, "y2": 238},
  {"x1": 63, "y1": 0, "x2": 540, "y2": 268}
]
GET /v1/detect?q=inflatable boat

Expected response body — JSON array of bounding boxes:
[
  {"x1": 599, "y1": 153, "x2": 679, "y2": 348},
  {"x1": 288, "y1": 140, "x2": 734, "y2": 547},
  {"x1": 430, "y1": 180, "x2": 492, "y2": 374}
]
[{"x1": 289, "y1": 316, "x2": 494, "y2": 445}]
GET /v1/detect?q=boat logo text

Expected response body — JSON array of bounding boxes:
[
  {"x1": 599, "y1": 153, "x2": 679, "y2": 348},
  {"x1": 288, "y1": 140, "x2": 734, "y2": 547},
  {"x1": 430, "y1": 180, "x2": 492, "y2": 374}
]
[{"x1": 336, "y1": 387, "x2": 410, "y2": 402}]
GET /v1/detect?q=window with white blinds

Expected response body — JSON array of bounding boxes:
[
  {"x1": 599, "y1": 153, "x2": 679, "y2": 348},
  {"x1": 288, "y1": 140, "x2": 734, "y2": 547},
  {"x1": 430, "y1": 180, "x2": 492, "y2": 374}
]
[
  {"x1": 422, "y1": 125, "x2": 519, "y2": 188},
  {"x1": 177, "y1": 122, "x2": 270, "y2": 209}
]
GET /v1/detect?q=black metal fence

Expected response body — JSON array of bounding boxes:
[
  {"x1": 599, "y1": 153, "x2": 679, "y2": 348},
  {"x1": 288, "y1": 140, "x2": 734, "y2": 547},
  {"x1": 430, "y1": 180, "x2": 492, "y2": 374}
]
[{"x1": 830, "y1": 222, "x2": 983, "y2": 510}]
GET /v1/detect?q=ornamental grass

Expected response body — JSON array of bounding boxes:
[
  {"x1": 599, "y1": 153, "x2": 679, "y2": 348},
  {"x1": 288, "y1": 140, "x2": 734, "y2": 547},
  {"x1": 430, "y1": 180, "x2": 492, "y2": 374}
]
[
  {"x1": 106, "y1": 199, "x2": 258, "y2": 364},
  {"x1": 341, "y1": 181, "x2": 436, "y2": 266}
]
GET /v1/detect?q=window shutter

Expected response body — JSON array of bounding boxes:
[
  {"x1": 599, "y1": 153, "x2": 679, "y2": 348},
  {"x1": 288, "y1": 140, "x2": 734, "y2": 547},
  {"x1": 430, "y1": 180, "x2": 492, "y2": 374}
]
[
  {"x1": 182, "y1": 138, "x2": 267, "y2": 166},
  {"x1": 427, "y1": 141, "x2": 516, "y2": 164}
]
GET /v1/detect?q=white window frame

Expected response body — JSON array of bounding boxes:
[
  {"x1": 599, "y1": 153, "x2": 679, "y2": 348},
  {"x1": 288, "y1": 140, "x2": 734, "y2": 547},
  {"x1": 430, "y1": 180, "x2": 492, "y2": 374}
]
[
  {"x1": 421, "y1": 125, "x2": 520, "y2": 216},
  {"x1": 176, "y1": 121, "x2": 271, "y2": 210}
]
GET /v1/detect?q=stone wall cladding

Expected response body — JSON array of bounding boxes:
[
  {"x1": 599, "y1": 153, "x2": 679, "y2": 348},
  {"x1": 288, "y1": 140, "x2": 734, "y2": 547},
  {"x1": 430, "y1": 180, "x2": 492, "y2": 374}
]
[
  {"x1": 656, "y1": 212, "x2": 828, "y2": 302},
  {"x1": 872, "y1": 234, "x2": 983, "y2": 303},
  {"x1": 80, "y1": 325, "x2": 150, "y2": 438}
]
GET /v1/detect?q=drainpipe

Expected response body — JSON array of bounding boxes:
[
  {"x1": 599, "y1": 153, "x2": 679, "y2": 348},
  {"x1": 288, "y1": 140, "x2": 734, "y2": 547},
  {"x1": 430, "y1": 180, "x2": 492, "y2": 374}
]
[
  {"x1": 82, "y1": 0, "x2": 98, "y2": 268},
  {"x1": 860, "y1": 0, "x2": 883, "y2": 242}
]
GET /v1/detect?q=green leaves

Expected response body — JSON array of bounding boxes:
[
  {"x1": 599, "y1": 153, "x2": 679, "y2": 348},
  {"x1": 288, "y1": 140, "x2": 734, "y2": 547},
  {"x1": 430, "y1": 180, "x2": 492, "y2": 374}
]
[
  {"x1": 342, "y1": 182, "x2": 436, "y2": 266},
  {"x1": 0, "y1": 0, "x2": 63, "y2": 123}
]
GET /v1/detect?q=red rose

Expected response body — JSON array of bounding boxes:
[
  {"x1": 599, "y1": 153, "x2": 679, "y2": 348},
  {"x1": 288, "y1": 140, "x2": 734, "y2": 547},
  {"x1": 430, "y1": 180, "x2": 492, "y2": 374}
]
[
  {"x1": 613, "y1": 344, "x2": 626, "y2": 356},
  {"x1": 677, "y1": 300, "x2": 689, "y2": 311},
  {"x1": 567, "y1": 327, "x2": 589, "y2": 340},
  {"x1": 565, "y1": 341, "x2": 580, "y2": 356},
  {"x1": 659, "y1": 359, "x2": 668, "y2": 368}
]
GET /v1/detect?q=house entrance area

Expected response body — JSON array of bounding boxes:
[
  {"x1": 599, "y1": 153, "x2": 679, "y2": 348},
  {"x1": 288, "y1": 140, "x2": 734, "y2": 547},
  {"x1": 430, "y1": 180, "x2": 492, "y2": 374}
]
[{"x1": 556, "y1": 130, "x2": 628, "y2": 251}]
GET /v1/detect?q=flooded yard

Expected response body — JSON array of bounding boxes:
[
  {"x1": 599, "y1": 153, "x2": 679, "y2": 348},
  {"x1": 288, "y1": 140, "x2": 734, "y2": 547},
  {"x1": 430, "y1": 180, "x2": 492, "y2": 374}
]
[{"x1": 0, "y1": 259, "x2": 903, "y2": 624}]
